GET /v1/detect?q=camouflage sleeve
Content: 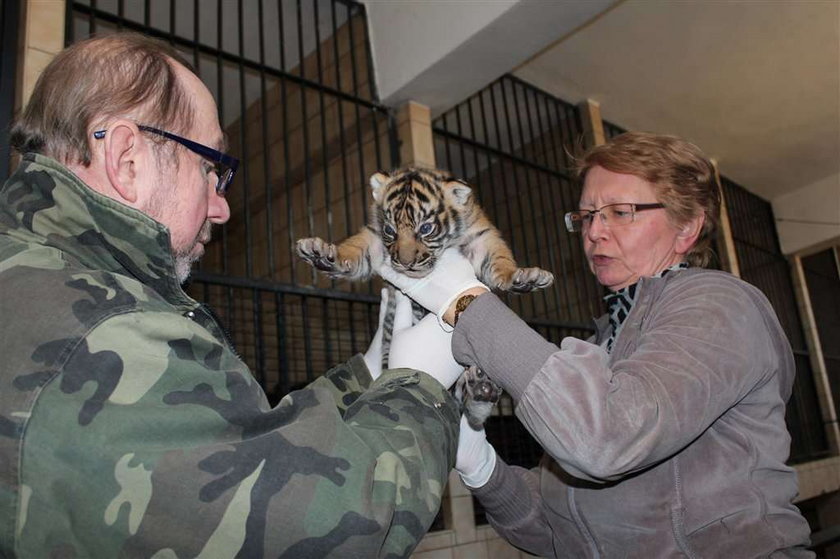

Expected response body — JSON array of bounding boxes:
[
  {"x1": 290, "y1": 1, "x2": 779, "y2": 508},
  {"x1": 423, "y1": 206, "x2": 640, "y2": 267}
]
[
  {"x1": 304, "y1": 353, "x2": 374, "y2": 416},
  {"x1": 18, "y1": 310, "x2": 459, "y2": 558}
]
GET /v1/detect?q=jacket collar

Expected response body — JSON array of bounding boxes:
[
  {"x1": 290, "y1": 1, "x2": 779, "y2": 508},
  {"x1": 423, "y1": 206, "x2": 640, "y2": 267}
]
[
  {"x1": 0, "y1": 153, "x2": 194, "y2": 307},
  {"x1": 593, "y1": 266, "x2": 703, "y2": 344}
]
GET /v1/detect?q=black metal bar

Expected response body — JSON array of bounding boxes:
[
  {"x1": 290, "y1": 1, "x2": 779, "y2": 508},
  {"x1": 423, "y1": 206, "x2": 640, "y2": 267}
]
[
  {"x1": 192, "y1": 0, "x2": 199, "y2": 67},
  {"x1": 0, "y1": 0, "x2": 19, "y2": 181},
  {"x1": 275, "y1": 291, "x2": 290, "y2": 397},
  {"x1": 237, "y1": 0, "x2": 253, "y2": 278},
  {"x1": 347, "y1": 4, "x2": 368, "y2": 226},
  {"x1": 213, "y1": 0, "x2": 229, "y2": 276},
  {"x1": 313, "y1": 0, "x2": 335, "y2": 291},
  {"x1": 65, "y1": 0, "x2": 74, "y2": 44},
  {"x1": 253, "y1": 289, "x2": 265, "y2": 384},
  {"x1": 331, "y1": 0, "x2": 352, "y2": 240},
  {"x1": 321, "y1": 297, "x2": 332, "y2": 366},
  {"x1": 296, "y1": 0, "x2": 316, "y2": 287},
  {"x1": 258, "y1": 0, "x2": 275, "y2": 277},
  {"x1": 90, "y1": 0, "x2": 97, "y2": 34},
  {"x1": 360, "y1": 2, "x2": 377, "y2": 102}
]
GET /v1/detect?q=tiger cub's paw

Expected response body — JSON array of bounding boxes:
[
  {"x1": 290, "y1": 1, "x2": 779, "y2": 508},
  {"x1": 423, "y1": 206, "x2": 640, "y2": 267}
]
[
  {"x1": 510, "y1": 267, "x2": 554, "y2": 293},
  {"x1": 295, "y1": 237, "x2": 356, "y2": 278},
  {"x1": 457, "y1": 365, "x2": 501, "y2": 430}
]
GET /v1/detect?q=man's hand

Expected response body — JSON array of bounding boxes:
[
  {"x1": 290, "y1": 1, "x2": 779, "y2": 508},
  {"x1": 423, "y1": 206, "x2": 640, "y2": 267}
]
[
  {"x1": 388, "y1": 290, "x2": 464, "y2": 389},
  {"x1": 455, "y1": 414, "x2": 497, "y2": 488},
  {"x1": 377, "y1": 248, "x2": 488, "y2": 330}
]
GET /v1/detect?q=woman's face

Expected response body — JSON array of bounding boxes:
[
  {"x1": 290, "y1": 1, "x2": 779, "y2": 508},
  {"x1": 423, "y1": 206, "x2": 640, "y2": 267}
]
[{"x1": 580, "y1": 166, "x2": 697, "y2": 292}]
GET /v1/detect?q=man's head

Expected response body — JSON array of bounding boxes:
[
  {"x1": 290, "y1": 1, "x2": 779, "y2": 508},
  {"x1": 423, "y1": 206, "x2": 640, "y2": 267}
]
[{"x1": 12, "y1": 33, "x2": 232, "y2": 283}]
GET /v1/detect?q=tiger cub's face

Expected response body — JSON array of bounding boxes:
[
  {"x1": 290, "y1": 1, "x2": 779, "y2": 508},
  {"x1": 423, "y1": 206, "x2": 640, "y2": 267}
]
[{"x1": 370, "y1": 168, "x2": 472, "y2": 278}]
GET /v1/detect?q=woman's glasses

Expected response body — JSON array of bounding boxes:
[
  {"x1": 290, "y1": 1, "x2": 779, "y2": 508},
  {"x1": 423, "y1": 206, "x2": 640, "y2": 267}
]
[{"x1": 565, "y1": 202, "x2": 665, "y2": 233}]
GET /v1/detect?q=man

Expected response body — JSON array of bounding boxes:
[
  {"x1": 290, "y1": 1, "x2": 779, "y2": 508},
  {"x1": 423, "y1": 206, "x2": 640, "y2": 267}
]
[{"x1": 0, "y1": 32, "x2": 463, "y2": 557}]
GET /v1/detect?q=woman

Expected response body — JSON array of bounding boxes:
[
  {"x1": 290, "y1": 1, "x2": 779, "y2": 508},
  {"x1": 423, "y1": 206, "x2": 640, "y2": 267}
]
[{"x1": 380, "y1": 132, "x2": 813, "y2": 557}]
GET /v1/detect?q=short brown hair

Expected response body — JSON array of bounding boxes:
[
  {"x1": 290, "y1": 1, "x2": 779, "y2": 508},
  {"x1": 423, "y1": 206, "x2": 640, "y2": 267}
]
[
  {"x1": 577, "y1": 131, "x2": 721, "y2": 268},
  {"x1": 11, "y1": 32, "x2": 196, "y2": 166}
]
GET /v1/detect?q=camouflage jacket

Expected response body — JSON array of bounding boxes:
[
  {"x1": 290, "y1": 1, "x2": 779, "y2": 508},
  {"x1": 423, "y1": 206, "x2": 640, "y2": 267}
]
[{"x1": 0, "y1": 154, "x2": 459, "y2": 558}]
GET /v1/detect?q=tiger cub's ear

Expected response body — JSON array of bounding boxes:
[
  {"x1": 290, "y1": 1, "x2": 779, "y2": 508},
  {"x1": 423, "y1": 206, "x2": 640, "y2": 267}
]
[
  {"x1": 370, "y1": 172, "x2": 391, "y2": 203},
  {"x1": 444, "y1": 179, "x2": 472, "y2": 206}
]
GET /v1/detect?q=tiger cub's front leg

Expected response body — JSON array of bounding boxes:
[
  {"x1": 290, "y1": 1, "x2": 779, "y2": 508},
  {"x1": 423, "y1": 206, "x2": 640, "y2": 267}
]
[
  {"x1": 466, "y1": 220, "x2": 554, "y2": 293},
  {"x1": 295, "y1": 227, "x2": 383, "y2": 281}
]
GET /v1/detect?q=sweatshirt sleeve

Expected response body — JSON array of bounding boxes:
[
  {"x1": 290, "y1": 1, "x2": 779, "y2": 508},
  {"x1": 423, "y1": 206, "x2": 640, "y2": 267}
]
[
  {"x1": 19, "y1": 310, "x2": 460, "y2": 558},
  {"x1": 453, "y1": 276, "x2": 782, "y2": 483},
  {"x1": 452, "y1": 293, "x2": 559, "y2": 401},
  {"x1": 469, "y1": 458, "x2": 555, "y2": 557}
]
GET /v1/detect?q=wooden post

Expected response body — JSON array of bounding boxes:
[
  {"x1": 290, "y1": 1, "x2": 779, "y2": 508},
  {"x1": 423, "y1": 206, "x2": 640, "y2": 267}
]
[
  {"x1": 395, "y1": 101, "x2": 436, "y2": 168},
  {"x1": 712, "y1": 161, "x2": 741, "y2": 277},
  {"x1": 578, "y1": 98, "x2": 606, "y2": 147}
]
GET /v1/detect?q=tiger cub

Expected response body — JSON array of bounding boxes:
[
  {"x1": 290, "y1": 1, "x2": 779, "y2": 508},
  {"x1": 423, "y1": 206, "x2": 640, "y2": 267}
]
[{"x1": 295, "y1": 167, "x2": 554, "y2": 428}]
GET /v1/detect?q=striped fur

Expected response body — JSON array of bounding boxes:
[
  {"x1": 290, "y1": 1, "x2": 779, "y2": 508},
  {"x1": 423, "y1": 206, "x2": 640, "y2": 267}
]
[
  {"x1": 296, "y1": 167, "x2": 554, "y2": 427},
  {"x1": 295, "y1": 167, "x2": 554, "y2": 292}
]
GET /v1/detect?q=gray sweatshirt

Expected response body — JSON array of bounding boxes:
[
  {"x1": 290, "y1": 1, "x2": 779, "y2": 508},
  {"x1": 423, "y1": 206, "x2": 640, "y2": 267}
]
[{"x1": 452, "y1": 267, "x2": 813, "y2": 558}]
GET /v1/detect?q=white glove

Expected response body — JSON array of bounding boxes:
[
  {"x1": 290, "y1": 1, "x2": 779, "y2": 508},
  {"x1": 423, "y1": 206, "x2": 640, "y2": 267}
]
[
  {"x1": 456, "y1": 414, "x2": 497, "y2": 488},
  {"x1": 377, "y1": 248, "x2": 487, "y2": 331},
  {"x1": 388, "y1": 290, "x2": 465, "y2": 390},
  {"x1": 362, "y1": 288, "x2": 390, "y2": 381}
]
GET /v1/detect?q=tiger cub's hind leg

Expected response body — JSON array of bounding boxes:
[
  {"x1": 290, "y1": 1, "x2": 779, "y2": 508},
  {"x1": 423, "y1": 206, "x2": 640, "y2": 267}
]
[
  {"x1": 378, "y1": 285, "x2": 429, "y2": 371},
  {"x1": 455, "y1": 365, "x2": 502, "y2": 430}
]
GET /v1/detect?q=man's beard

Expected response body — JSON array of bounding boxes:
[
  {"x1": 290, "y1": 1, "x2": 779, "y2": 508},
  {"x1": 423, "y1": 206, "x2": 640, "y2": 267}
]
[
  {"x1": 173, "y1": 220, "x2": 212, "y2": 284},
  {"x1": 142, "y1": 165, "x2": 213, "y2": 285}
]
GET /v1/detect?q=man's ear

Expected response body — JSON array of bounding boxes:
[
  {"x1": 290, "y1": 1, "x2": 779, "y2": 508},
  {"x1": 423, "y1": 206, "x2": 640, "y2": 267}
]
[
  {"x1": 676, "y1": 213, "x2": 705, "y2": 254},
  {"x1": 102, "y1": 121, "x2": 143, "y2": 204}
]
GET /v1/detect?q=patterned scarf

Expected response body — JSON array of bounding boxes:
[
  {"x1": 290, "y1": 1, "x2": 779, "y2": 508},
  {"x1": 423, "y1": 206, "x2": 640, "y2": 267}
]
[{"x1": 603, "y1": 262, "x2": 689, "y2": 353}]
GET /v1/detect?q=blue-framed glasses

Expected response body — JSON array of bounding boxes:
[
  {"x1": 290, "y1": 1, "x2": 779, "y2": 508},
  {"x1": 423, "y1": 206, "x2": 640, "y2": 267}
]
[{"x1": 93, "y1": 125, "x2": 239, "y2": 195}]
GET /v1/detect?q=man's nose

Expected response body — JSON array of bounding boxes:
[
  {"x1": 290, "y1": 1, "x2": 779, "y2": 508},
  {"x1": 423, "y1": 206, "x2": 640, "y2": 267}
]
[{"x1": 208, "y1": 188, "x2": 231, "y2": 224}]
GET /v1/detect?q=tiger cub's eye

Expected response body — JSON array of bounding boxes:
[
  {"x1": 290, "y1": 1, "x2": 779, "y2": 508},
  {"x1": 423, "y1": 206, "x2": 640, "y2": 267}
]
[
  {"x1": 418, "y1": 223, "x2": 435, "y2": 236},
  {"x1": 383, "y1": 223, "x2": 396, "y2": 237}
]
